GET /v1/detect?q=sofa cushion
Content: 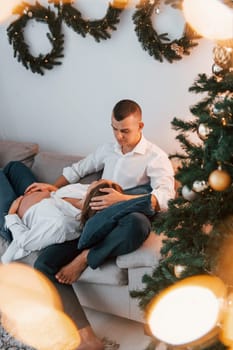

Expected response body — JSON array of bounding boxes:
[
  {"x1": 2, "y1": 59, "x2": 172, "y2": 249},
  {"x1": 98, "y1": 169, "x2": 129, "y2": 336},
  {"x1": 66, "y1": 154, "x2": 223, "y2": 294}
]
[
  {"x1": 31, "y1": 152, "x2": 84, "y2": 183},
  {"x1": 32, "y1": 151, "x2": 102, "y2": 184},
  {"x1": 0, "y1": 140, "x2": 39, "y2": 168},
  {"x1": 78, "y1": 259, "x2": 128, "y2": 286},
  {"x1": 116, "y1": 231, "x2": 163, "y2": 268}
]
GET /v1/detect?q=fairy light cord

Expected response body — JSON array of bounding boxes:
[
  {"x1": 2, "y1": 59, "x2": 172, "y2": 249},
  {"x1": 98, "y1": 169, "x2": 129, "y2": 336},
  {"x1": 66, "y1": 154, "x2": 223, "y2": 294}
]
[
  {"x1": 7, "y1": 2, "x2": 64, "y2": 75},
  {"x1": 132, "y1": 0, "x2": 200, "y2": 63}
]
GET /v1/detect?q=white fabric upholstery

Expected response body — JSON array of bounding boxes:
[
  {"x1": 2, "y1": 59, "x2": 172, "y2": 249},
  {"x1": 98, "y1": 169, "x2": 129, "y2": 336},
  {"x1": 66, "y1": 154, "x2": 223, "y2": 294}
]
[
  {"x1": 79, "y1": 260, "x2": 128, "y2": 286},
  {"x1": 116, "y1": 231, "x2": 162, "y2": 268}
]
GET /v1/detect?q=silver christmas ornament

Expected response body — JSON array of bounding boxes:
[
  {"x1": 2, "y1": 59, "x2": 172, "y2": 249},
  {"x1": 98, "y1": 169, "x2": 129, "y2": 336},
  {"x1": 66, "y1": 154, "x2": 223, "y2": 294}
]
[
  {"x1": 212, "y1": 106, "x2": 226, "y2": 118},
  {"x1": 182, "y1": 185, "x2": 198, "y2": 201},
  {"x1": 197, "y1": 123, "x2": 211, "y2": 140},
  {"x1": 212, "y1": 63, "x2": 224, "y2": 76},
  {"x1": 192, "y1": 180, "x2": 208, "y2": 193}
]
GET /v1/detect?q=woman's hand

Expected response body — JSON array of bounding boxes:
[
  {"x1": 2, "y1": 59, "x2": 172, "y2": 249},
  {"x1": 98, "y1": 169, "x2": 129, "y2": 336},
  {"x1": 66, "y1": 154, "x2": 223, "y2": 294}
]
[
  {"x1": 25, "y1": 182, "x2": 58, "y2": 194},
  {"x1": 8, "y1": 196, "x2": 24, "y2": 214}
]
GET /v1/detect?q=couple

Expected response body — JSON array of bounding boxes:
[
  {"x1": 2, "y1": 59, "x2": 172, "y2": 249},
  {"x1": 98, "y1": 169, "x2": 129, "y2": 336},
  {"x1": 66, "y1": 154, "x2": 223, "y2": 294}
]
[{"x1": 0, "y1": 99, "x2": 175, "y2": 350}]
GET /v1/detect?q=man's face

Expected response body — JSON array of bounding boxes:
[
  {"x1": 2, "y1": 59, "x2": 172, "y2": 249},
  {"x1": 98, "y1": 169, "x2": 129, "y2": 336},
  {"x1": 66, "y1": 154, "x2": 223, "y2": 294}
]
[{"x1": 111, "y1": 113, "x2": 144, "y2": 153}]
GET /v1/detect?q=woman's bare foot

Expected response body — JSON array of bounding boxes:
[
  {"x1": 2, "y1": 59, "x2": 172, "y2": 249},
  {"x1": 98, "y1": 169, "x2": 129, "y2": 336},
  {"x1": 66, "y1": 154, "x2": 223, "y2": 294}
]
[
  {"x1": 55, "y1": 250, "x2": 89, "y2": 284},
  {"x1": 77, "y1": 326, "x2": 104, "y2": 350}
]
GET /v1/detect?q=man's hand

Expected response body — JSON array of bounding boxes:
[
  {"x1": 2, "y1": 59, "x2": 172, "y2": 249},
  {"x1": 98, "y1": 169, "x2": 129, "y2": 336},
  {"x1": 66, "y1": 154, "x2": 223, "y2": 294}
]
[
  {"x1": 90, "y1": 187, "x2": 128, "y2": 210},
  {"x1": 8, "y1": 196, "x2": 24, "y2": 214},
  {"x1": 25, "y1": 182, "x2": 58, "y2": 194},
  {"x1": 151, "y1": 194, "x2": 160, "y2": 211}
]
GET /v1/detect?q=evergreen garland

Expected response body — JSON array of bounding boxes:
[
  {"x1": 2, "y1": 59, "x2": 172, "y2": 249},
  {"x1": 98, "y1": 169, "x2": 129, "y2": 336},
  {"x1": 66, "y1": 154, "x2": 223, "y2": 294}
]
[
  {"x1": 132, "y1": 0, "x2": 200, "y2": 63},
  {"x1": 7, "y1": 2, "x2": 64, "y2": 75},
  {"x1": 55, "y1": 2, "x2": 123, "y2": 42}
]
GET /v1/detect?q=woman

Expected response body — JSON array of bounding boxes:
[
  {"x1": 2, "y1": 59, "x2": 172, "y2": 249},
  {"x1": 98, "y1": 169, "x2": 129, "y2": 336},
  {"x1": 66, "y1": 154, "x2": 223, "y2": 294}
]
[
  {"x1": 0, "y1": 161, "x2": 123, "y2": 264},
  {"x1": 0, "y1": 162, "x2": 85, "y2": 263}
]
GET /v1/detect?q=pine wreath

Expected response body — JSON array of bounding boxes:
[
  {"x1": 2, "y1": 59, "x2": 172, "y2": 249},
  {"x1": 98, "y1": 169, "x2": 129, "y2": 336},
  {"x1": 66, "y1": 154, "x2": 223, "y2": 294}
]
[
  {"x1": 132, "y1": 0, "x2": 200, "y2": 63},
  {"x1": 7, "y1": 2, "x2": 64, "y2": 75},
  {"x1": 54, "y1": 1, "x2": 123, "y2": 43}
]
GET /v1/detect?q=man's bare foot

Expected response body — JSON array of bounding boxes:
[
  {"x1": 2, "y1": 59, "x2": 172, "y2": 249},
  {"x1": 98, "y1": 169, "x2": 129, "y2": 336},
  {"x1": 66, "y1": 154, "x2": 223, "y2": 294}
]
[
  {"x1": 76, "y1": 326, "x2": 104, "y2": 350},
  {"x1": 55, "y1": 250, "x2": 89, "y2": 284}
]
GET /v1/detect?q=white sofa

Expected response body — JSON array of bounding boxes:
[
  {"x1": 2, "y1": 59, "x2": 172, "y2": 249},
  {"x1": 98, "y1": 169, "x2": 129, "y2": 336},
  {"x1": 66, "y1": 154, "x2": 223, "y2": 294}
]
[{"x1": 0, "y1": 140, "x2": 162, "y2": 323}]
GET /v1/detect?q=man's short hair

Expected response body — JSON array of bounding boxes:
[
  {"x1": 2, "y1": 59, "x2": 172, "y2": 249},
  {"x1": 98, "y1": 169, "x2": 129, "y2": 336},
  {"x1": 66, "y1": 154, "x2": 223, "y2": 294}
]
[{"x1": 113, "y1": 99, "x2": 142, "y2": 121}]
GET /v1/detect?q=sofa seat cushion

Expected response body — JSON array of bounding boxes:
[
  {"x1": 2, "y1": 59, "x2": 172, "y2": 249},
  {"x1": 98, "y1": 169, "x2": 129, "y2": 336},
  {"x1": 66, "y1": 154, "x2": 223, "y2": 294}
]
[
  {"x1": 78, "y1": 259, "x2": 128, "y2": 286},
  {"x1": 116, "y1": 231, "x2": 163, "y2": 268},
  {"x1": 0, "y1": 140, "x2": 39, "y2": 168}
]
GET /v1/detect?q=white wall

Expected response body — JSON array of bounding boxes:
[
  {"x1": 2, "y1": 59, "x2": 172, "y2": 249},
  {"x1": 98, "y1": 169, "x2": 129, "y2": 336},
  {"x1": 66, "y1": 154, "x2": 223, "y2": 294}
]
[{"x1": 0, "y1": 0, "x2": 213, "y2": 157}]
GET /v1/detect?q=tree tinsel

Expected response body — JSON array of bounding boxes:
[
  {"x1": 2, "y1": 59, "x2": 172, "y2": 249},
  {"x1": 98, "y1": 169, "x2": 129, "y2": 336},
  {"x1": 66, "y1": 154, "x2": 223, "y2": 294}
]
[
  {"x1": 131, "y1": 70, "x2": 233, "y2": 350},
  {"x1": 7, "y1": 2, "x2": 64, "y2": 75},
  {"x1": 54, "y1": 1, "x2": 123, "y2": 42},
  {"x1": 132, "y1": 0, "x2": 200, "y2": 63}
]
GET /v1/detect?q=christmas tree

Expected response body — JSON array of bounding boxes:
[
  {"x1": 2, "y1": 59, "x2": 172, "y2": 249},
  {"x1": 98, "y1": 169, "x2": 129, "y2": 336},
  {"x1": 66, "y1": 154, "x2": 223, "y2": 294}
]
[{"x1": 131, "y1": 49, "x2": 233, "y2": 350}]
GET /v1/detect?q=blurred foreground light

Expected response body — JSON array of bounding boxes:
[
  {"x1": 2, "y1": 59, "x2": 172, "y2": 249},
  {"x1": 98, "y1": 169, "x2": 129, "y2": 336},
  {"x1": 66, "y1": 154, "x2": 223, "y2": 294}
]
[
  {"x1": 147, "y1": 275, "x2": 228, "y2": 348},
  {"x1": 220, "y1": 292, "x2": 233, "y2": 347},
  {"x1": 182, "y1": 0, "x2": 233, "y2": 41},
  {"x1": 0, "y1": 263, "x2": 81, "y2": 350},
  {"x1": 0, "y1": 0, "x2": 21, "y2": 24}
]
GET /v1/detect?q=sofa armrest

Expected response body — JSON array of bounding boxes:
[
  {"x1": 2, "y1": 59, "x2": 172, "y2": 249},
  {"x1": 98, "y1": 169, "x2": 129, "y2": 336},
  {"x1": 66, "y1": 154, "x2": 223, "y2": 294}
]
[
  {"x1": 0, "y1": 140, "x2": 39, "y2": 168},
  {"x1": 116, "y1": 232, "x2": 163, "y2": 269}
]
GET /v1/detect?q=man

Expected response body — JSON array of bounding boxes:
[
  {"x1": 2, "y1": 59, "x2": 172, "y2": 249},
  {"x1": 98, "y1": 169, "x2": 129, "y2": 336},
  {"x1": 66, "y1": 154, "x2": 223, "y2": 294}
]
[{"x1": 26, "y1": 99, "x2": 175, "y2": 350}]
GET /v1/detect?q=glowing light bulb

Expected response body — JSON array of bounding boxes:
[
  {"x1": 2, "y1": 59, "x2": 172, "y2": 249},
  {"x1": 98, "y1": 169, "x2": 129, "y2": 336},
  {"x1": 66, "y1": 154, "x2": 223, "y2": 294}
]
[
  {"x1": 0, "y1": 0, "x2": 22, "y2": 23},
  {"x1": 0, "y1": 263, "x2": 80, "y2": 350},
  {"x1": 147, "y1": 275, "x2": 227, "y2": 347},
  {"x1": 183, "y1": 0, "x2": 233, "y2": 40}
]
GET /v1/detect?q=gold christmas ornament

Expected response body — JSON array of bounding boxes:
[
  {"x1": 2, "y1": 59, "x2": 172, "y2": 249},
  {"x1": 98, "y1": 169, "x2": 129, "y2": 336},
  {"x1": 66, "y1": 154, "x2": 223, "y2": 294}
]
[
  {"x1": 174, "y1": 264, "x2": 186, "y2": 278},
  {"x1": 208, "y1": 167, "x2": 231, "y2": 192},
  {"x1": 213, "y1": 45, "x2": 233, "y2": 70}
]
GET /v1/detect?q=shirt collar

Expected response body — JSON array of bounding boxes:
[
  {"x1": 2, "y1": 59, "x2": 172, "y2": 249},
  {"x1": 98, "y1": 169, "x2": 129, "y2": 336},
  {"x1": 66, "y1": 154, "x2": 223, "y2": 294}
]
[{"x1": 114, "y1": 135, "x2": 147, "y2": 155}]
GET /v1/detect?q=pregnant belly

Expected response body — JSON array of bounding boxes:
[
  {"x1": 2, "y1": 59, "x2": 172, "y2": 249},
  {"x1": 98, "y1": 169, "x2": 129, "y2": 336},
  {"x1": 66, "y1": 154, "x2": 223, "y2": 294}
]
[{"x1": 17, "y1": 191, "x2": 51, "y2": 218}]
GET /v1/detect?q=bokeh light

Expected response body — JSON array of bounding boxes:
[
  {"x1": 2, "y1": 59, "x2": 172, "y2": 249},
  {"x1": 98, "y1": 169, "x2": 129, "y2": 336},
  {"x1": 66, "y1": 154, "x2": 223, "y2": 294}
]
[
  {"x1": 183, "y1": 0, "x2": 233, "y2": 40},
  {"x1": 0, "y1": 0, "x2": 22, "y2": 24},
  {"x1": 0, "y1": 263, "x2": 80, "y2": 350},
  {"x1": 147, "y1": 275, "x2": 227, "y2": 348}
]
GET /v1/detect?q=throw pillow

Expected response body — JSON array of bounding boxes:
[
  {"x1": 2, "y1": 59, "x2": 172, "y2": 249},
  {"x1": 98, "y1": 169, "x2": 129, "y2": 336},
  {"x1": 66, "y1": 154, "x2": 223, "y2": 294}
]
[{"x1": 78, "y1": 194, "x2": 154, "y2": 250}]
